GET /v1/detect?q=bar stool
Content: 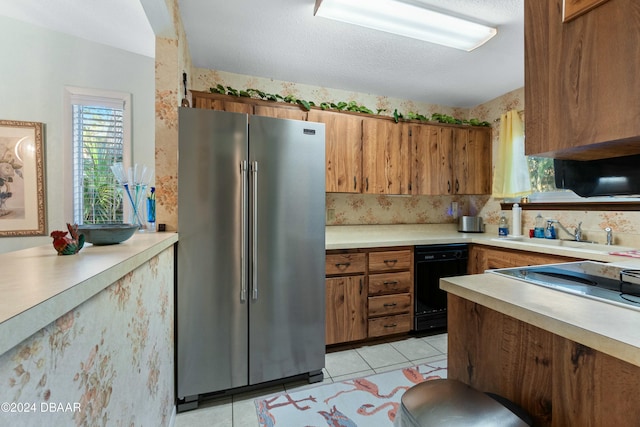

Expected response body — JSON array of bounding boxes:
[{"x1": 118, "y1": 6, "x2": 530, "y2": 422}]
[{"x1": 394, "y1": 379, "x2": 533, "y2": 427}]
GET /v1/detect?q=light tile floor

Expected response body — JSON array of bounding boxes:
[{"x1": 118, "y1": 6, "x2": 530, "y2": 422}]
[{"x1": 175, "y1": 332, "x2": 447, "y2": 427}]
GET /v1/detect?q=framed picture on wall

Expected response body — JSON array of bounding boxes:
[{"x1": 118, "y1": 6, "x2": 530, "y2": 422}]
[{"x1": 0, "y1": 120, "x2": 46, "y2": 236}]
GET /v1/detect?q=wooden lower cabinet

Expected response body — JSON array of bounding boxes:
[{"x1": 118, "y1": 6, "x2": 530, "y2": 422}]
[
  {"x1": 325, "y1": 275, "x2": 367, "y2": 345},
  {"x1": 448, "y1": 294, "x2": 640, "y2": 426},
  {"x1": 325, "y1": 247, "x2": 414, "y2": 345},
  {"x1": 467, "y1": 244, "x2": 579, "y2": 274}
]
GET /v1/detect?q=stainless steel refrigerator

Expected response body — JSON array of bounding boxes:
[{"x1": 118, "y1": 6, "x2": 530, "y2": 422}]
[{"x1": 176, "y1": 107, "x2": 326, "y2": 411}]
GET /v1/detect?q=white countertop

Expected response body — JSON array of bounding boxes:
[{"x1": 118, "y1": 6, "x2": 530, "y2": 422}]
[
  {"x1": 441, "y1": 269, "x2": 640, "y2": 367},
  {"x1": 326, "y1": 223, "x2": 639, "y2": 262},
  {"x1": 0, "y1": 232, "x2": 178, "y2": 355}
]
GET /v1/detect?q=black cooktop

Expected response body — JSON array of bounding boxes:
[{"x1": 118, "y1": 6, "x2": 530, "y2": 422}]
[{"x1": 490, "y1": 263, "x2": 640, "y2": 310}]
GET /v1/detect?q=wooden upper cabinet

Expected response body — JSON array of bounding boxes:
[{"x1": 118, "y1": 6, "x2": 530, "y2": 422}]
[
  {"x1": 525, "y1": 0, "x2": 640, "y2": 160},
  {"x1": 190, "y1": 90, "x2": 491, "y2": 195},
  {"x1": 411, "y1": 124, "x2": 491, "y2": 195},
  {"x1": 411, "y1": 124, "x2": 453, "y2": 195},
  {"x1": 362, "y1": 118, "x2": 411, "y2": 194},
  {"x1": 308, "y1": 110, "x2": 363, "y2": 193},
  {"x1": 254, "y1": 105, "x2": 307, "y2": 121},
  {"x1": 453, "y1": 127, "x2": 491, "y2": 195}
]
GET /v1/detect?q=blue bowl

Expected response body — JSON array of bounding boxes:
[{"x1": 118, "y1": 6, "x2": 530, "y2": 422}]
[{"x1": 77, "y1": 223, "x2": 139, "y2": 245}]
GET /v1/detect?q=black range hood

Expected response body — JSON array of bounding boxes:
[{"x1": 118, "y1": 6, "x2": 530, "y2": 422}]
[{"x1": 554, "y1": 154, "x2": 640, "y2": 197}]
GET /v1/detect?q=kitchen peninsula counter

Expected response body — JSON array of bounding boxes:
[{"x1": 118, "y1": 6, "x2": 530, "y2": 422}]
[
  {"x1": 442, "y1": 270, "x2": 640, "y2": 367},
  {"x1": 441, "y1": 267, "x2": 640, "y2": 426},
  {"x1": 0, "y1": 232, "x2": 178, "y2": 355}
]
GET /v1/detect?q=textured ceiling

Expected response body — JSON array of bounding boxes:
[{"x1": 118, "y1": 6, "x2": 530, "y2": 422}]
[
  {"x1": 179, "y1": 0, "x2": 524, "y2": 107},
  {"x1": 0, "y1": 0, "x2": 524, "y2": 108}
]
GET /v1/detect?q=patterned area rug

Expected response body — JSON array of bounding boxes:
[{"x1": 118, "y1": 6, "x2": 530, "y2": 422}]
[{"x1": 255, "y1": 359, "x2": 447, "y2": 427}]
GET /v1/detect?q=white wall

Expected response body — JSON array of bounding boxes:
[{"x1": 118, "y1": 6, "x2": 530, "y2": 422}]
[{"x1": 0, "y1": 16, "x2": 155, "y2": 253}]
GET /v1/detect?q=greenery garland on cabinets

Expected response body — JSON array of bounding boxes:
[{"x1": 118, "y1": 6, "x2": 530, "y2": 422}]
[{"x1": 209, "y1": 84, "x2": 491, "y2": 127}]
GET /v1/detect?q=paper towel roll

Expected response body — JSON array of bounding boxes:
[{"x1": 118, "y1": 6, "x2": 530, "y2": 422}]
[{"x1": 512, "y1": 203, "x2": 522, "y2": 236}]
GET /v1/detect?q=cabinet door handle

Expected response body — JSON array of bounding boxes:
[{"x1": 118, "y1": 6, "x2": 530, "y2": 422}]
[
  {"x1": 359, "y1": 278, "x2": 363, "y2": 295},
  {"x1": 447, "y1": 181, "x2": 451, "y2": 193},
  {"x1": 383, "y1": 303, "x2": 397, "y2": 307},
  {"x1": 383, "y1": 323, "x2": 398, "y2": 328},
  {"x1": 383, "y1": 280, "x2": 399, "y2": 285},
  {"x1": 366, "y1": 177, "x2": 369, "y2": 191},
  {"x1": 353, "y1": 176, "x2": 357, "y2": 191},
  {"x1": 455, "y1": 179, "x2": 459, "y2": 193}
]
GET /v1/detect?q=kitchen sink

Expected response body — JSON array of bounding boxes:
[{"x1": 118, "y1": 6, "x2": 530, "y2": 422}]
[
  {"x1": 490, "y1": 261, "x2": 640, "y2": 311},
  {"x1": 490, "y1": 237, "x2": 636, "y2": 255}
]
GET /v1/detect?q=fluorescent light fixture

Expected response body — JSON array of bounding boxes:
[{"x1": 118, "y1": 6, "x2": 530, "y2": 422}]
[{"x1": 314, "y1": 0, "x2": 497, "y2": 51}]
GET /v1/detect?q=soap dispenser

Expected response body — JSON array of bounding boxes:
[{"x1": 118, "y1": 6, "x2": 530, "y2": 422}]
[
  {"x1": 534, "y1": 213, "x2": 545, "y2": 238},
  {"x1": 544, "y1": 220, "x2": 556, "y2": 239}
]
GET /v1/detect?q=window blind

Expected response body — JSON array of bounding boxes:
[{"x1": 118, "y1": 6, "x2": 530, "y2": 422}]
[{"x1": 72, "y1": 103, "x2": 125, "y2": 224}]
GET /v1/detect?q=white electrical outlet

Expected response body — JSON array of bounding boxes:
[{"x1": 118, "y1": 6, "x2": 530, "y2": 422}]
[{"x1": 451, "y1": 202, "x2": 459, "y2": 219}]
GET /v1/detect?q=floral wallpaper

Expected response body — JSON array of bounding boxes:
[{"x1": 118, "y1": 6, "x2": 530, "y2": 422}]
[
  {"x1": 154, "y1": 0, "x2": 193, "y2": 233},
  {"x1": 0, "y1": 248, "x2": 175, "y2": 427},
  {"x1": 326, "y1": 193, "x2": 490, "y2": 226}
]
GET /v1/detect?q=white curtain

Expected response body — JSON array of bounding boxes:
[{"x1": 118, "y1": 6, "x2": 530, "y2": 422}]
[{"x1": 492, "y1": 110, "x2": 531, "y2": 198}]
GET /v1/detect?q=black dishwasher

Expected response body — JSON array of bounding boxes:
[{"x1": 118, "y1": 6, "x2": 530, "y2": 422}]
[{"x1": 414, "y1": 244, "x2": 468, "y2": 332}]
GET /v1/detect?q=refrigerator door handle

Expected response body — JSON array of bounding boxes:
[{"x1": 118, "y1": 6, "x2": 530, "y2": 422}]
[
  {"x1": 251, "y1": 160, "x2": 259, "y2": 300},
  {"x1": 241, "y1": 160, "x2": 248, "y2": 302}
]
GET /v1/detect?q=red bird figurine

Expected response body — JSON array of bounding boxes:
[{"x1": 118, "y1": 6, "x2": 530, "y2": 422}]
[{"x1": 51, "y1": 223, "x2": 85, "y2": 255}]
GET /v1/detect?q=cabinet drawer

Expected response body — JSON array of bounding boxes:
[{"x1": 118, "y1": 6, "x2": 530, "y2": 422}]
[
  {"x1": 368, "y1": 271, "x2": 412, "y2": 296},
  {"x1": 368, "y1": 293, "x2": 411, "y2": 317},
  {"x1": 326, "y1": 253, "x2": 366, "y2": 276},
  {"x1": 368, "y1": 314, "x2": 411, "y2": 338},
  {"x1": 368, "y1": 250, "x2": 412, "y2": 272}
]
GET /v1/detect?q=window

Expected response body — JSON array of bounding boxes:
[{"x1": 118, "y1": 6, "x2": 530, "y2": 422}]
[
  {"x1": 65, "y1": 87, "x2": 131, "y2": 224},
  {"x1": 527, "y1": 156, "x2": 556, "y2": 193}
]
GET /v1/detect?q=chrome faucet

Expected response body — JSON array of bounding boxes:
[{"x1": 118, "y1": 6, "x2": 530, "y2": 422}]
[
  {"x1": 605, "y1": 227, "x2": 613, "y2": 245},
  {"x1": 549, "y1": 220, "x2": 583, "y2": 241},
  {"x1": 574, "y1": 221, "x2": 583, "y2": 242}
]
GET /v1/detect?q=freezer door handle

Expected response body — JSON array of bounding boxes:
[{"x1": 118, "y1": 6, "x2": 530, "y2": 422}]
[
  {"x1": 241, "y1": 160, "x2": 248, "y2": 302},
  {"x1": 251, "y1": 160, "x2": 259, "y2": 300}
]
